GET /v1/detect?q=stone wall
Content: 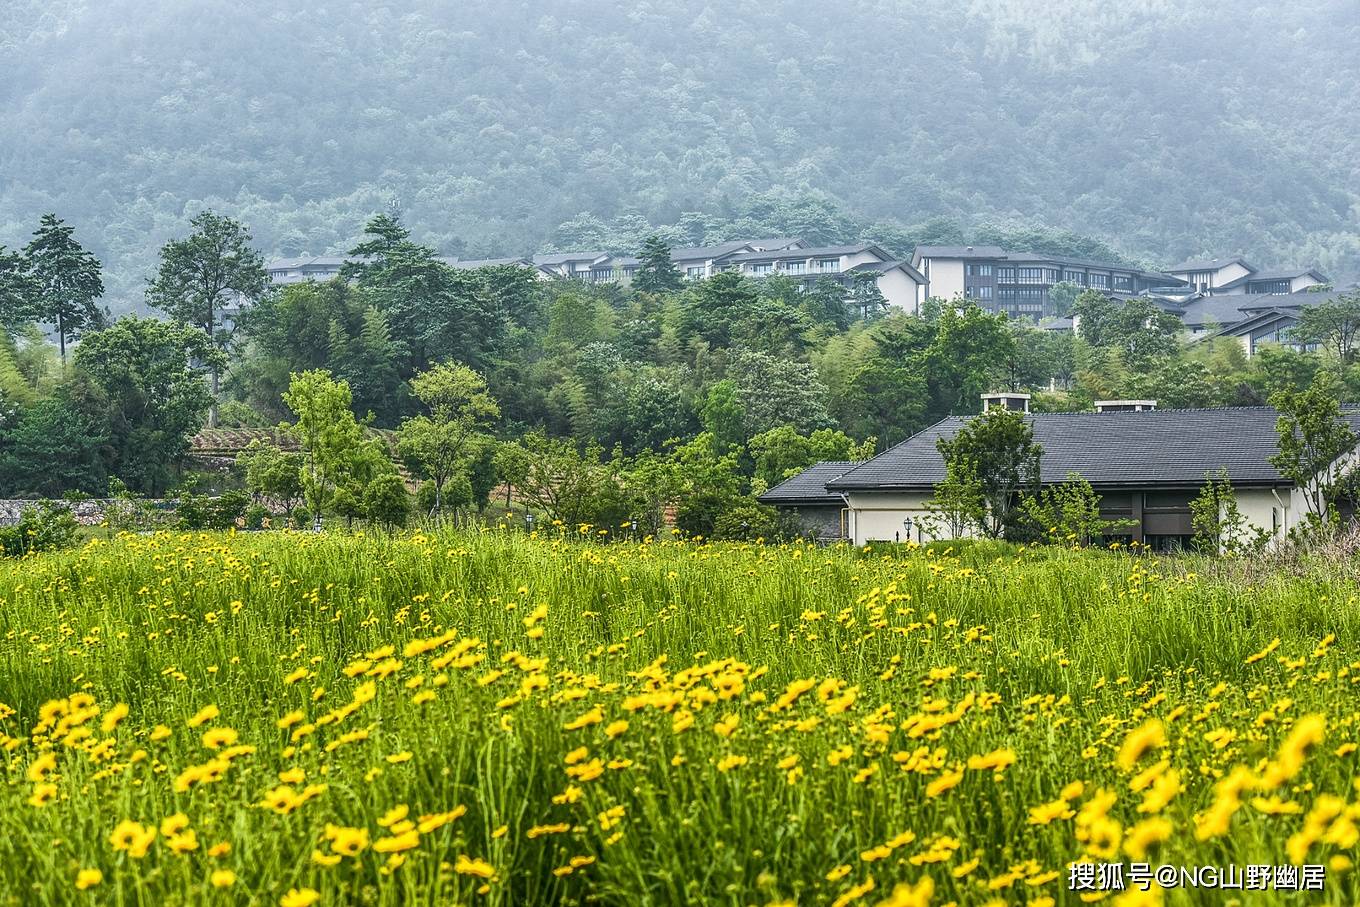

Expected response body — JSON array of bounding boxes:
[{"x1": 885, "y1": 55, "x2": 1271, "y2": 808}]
[{"x1": 0, "y1": 499, "x2": 112, "y2": 526}]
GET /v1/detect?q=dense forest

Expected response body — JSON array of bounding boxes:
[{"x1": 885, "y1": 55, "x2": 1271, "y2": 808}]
[{"x1": 3, "y1": 0, "x2": 1358, "y2": 310}]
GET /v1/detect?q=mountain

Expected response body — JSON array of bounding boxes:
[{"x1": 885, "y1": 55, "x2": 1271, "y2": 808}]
[{"x1": 2, "y1": 0, "x2": 1358, "y2": 308}]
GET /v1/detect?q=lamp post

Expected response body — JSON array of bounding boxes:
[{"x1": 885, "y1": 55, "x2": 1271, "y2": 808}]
[
  {"x1": 903, "y1": 516, "x2": 914, "y2": 543},
  {"x1": 525, "y1": 512, "x2": 535, "y2": 534},
  {"x1": 630, "y1": 519, "x2": 638, "y2": 539}
]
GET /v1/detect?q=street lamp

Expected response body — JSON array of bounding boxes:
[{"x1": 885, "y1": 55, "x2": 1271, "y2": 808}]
[
  {"x1": 903, "y1": 516, "x2": 914, "y2": 542},
  {"x1": 525, "y1": 512, "x2": 535, "y2": 533}
]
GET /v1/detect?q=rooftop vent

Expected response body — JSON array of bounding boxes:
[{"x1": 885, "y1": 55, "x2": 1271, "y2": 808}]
[
  {"x1": 981, "y1": 392, "x2": 1031, "y2": 413},
  {"x1": 1094, "y1": 399, "x2": 1157, "y2": 413}
]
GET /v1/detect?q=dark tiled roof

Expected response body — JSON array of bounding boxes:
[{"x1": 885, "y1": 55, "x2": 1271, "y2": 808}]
[
  {"x1": 1213, "y1": 268, "x2": 1329, "y2": 291},
  {"x1": 826, "y1": 407, "x2": 1360, "y2": 492},
  {"x1": 532, "y1": 251, "x2": 610, "y2": 266},
  {"x1": 758, "y1": 461, "x2": 858, "y2": 505},
  {"x1": 730, "y1": 244, "x2": 883, "y2": 263},
  {"x1": 1181, "y1": 289, "x2": 1345, "y2": 328},
  {"x1": 913, "y1": 245, "x2": 1007, "y2": 260},
  {"x1": 447, "y1": 257, "x2": 535, "y2": 269},
  {"x1": 844, "y1": 260, "x2": 928, "y2": 282},
  {"x1": 747, "y1": 237, "x2": 804, "y2": 251},
  {"x1": 1167, "y1": 256, "x2": 1256, "y2": 274},
  {"x1": 670, "y1": 241, "x2": 753, "y2": 261}
]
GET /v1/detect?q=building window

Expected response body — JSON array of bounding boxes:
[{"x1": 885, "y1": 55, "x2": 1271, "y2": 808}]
[
  {"x1": 979, "y1": 264, "x2": 993, "y2": 276},
  {"x1": 998, "y1": 267, "x2": 1015, "y2": 282},
  {"x1": 784, "y1": 260, "x2": 806, "y2": 274},
  {"x1": 686, "y1": 266, "x2": 705, "y2": 279},
  {"x1": 1063, "y1": 269, "x2": 1084, "y2": 284},
  {"x1": 751, "y1": 263, "x2": 773, "y2": 275},
  {"x1": 1017, "y1": 267, "x2": 1044, "y2": 284},
  {"x1": 964, "y1": 286, "x2": 975, "y2": 298},
  {"x1": 817, "y1": 259, "x2": 840, "y2": 272},
  {"x1": 1249, "y1": 279, "x2": 1291, "y2": 295},
  {"x1": 1089, "y1": 273, "x2": 1109, "y2": 288},
  {"x1": 979, "y1": 286, "x2": 993, "y2": 299},
  {"x1": 1112, "y1": 275, "x2": 1131, "y2": 290}
]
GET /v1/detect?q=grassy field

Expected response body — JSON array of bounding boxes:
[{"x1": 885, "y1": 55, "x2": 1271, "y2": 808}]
[{"x1": 2, "y1": 530, "x2": 1359, "y2": 906}]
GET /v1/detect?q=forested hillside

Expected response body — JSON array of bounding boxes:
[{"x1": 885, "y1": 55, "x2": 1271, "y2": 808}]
[{"x1": 3, "y1": 0, "x2": 1358, "y2": 307}]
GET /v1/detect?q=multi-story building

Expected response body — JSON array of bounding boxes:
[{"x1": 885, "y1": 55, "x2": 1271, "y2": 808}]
[
  {"x1": 1166, "y1": 257, "x2": 1328, "y2": 295},
  {"x1": 911, "y1": 246, "x2": 1179, "y2": 317},
  {"x1": 521, "y1": 239, "x2": 926, "y2": 312},
  {"x1": 726, "y1": 243, "x2": 927, "y2": 312}
]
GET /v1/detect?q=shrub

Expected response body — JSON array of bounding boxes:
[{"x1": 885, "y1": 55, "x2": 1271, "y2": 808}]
[
  {"x1": 0, "y1": 500, "x2": 79, "y2": 557},
  {"x1": 364, "y1": 474, "x2": 411, "y2": 531}
]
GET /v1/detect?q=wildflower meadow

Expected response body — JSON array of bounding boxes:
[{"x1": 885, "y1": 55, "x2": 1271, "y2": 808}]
[{"x1": 3, "y1": 530, "x2": 1359, "y2": 906}]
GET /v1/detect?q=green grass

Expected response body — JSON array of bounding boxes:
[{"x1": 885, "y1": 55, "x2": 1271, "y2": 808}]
[{"x1": 1, "y1": 530, "x2": 1358, "y2": 905}]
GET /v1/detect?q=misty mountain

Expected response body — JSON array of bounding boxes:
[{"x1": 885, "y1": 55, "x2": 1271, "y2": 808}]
[{"x1": 2, "y1": 0, "x2": 1358, "y2": 307}]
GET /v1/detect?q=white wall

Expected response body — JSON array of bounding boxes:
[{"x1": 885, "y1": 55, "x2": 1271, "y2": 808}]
[
  {"x1": 845, "y1": 492, "x2": 982, "y2": 544},
  {"x1": 1215, "y1": 262, "x2": 1253, "y2": 287},
  {"x1": 923, "y1": 259, "x2": 965, "y2": 301},
  {"x1": 1291, "y1": 274, "x2": 1324, "y2": 292},
  {"x1": 846, "y1": 486, "x2": 1310, "y2": 549},
  {"x1": 876, "y1": 269, "x2": 922, "y2": 314}
]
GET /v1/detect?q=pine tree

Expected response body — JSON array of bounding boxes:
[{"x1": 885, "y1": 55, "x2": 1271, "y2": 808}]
[
  {"x1": 146, "y1": 211, "x2": 268, "y2": 425},
  {"x1": 0, "y1": 246, "x2": 37, "y2": 336},
  {"x1": 22, "y1": 215, "x2": 105, "y2": 364},
  {"x1": 633, "y1": 235, "x2": 683, "y2": 294}
]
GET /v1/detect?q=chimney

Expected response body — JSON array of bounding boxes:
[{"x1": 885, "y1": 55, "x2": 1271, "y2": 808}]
[
  {"x1": 1094, "y1": 400, "x2": 1157, "y2": 413},
  {"x1": 981, "y1": 392, "x2": 1031, "y2": 413}
]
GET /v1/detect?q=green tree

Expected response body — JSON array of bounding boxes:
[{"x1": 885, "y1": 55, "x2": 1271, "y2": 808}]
[
  {"x1": 0, "y1": 246, "x2": 37, "y2": 336},
  {"x1": 23, "y1": 214, "x2": 105, "y2": 364},
  {"x1": 146, "y1": 211, "x2": 269, "y2": 425},
  {"x1": 281, "y1": 370, "x2": 370, "y2": 528},
  {"x1": 699, "y1": 380, "x2": 747, "y2": 452},
  {"x1": 835, "y1": 360, "x2": 927, "y2": 445},
  {"x1": 1269, "y1": 375, "x2": 1358, "y2": 525},
  {"x1": 632, "y1": 236, "x2": 683, "y2": 294},
  {"x1": 679, "y1": 272, "x2": 759, "y2": 348},
  {"x1": 346, "y1": 213, "x2": 506, "y2": 372},
  {"x1": 0, "y1": 398, "x2": 108, "y2": 497},
  {"x1": 730, "y1": 349, "x2": 834, "y2": 436},
  {"x1": 397, "y1": 363, "x2": 500, "y2": 516},
  {"x1": 747, "y1": 425, "x2": 874, "y2": 487},
  {"x1": 72, "y1": 317, "x2": 221, "y2": 494},
  {"x1": 235, "y1": 439, "x2": 304, "y2": 516},
  {"x1": 921, "y1": 303, "x2": 1014, "y2": 419},
  {"x1": 499, "y1": 432, "x2": 631, "y2": 530},
  {"x1": 1020, "y1": 472, "x2": 1119, "y2": 546},
  {"x1": 1073, "y1": 293, "x2": 1181, "y2": 370},
  {"x1": 1190, "y1": 468, "x2": 1260, "y2": 554},
  {"x1": 1290, "y1": 292, "x2": 1360, "y2": 368},
  {"x1": 847, "y1": 271, "x2": 887, "y2": 319},
  {"x1": 363, "y1": 473, "x2": 411, "y2": 530},
  {"x1": 936, "y1": 408, "x2": 1042, "y2": 538},
  {"x1": 924, "y1": 455, "x2": 985, "y2": 539}
]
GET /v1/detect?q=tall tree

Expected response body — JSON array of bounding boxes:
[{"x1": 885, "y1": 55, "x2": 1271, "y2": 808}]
[
  {"x1": 1269, "y1": 375, "x2": 1358, "y2": 524},
  {"x1": 72, "y1": 317, "x2": 221, "y2": 494},
  {"x1": 280, "y1": 369, "x2": 372, "y2": 528},
  {"x1": 23, "y1": 214, "x2": 105, "y2": 364},
  {"x1": 146, "y1": 211, "x2": 269, "y2": 425},
  {"x1": 397, "y1": 363, "x2": 500, "y2": 516},
  {"x1": 632, "y1": 236, "x2": 683, "y2": 294},
  {"x1": 936, "y1": 408, "x2": 1043, "y2": 538}
]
